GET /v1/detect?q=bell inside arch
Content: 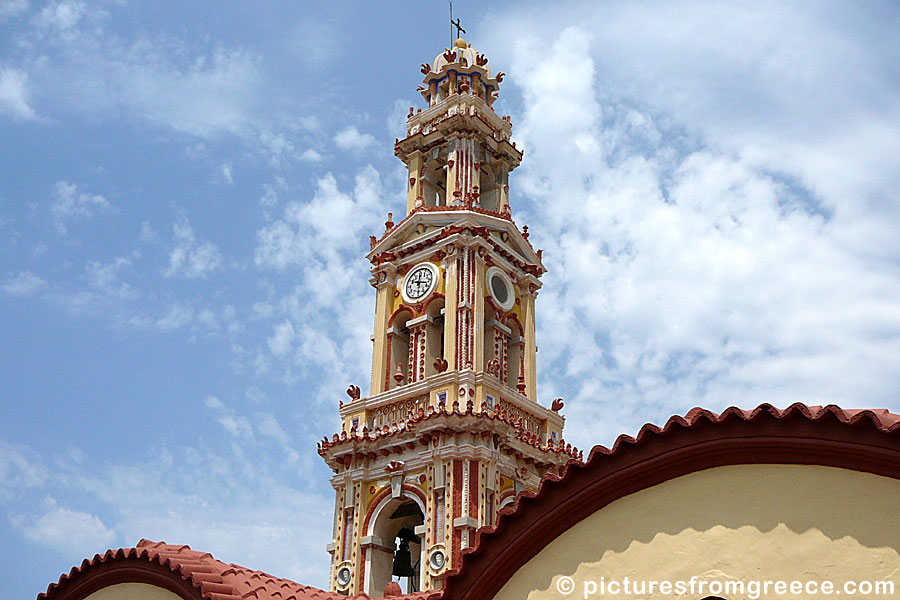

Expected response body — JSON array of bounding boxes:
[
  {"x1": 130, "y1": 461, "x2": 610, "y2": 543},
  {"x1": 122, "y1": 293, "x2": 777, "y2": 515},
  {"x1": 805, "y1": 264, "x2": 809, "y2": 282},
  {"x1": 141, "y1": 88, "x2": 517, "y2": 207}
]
[{"x1": 392, "y1": 527, "x2": 420, "y2": 578}]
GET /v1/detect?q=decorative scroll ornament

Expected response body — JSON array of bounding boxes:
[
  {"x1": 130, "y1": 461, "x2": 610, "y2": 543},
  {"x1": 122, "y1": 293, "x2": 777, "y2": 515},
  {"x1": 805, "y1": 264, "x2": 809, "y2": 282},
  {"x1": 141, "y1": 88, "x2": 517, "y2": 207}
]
[{"x1": 385, "y1": 460, "x2": 405, "y2": 473}]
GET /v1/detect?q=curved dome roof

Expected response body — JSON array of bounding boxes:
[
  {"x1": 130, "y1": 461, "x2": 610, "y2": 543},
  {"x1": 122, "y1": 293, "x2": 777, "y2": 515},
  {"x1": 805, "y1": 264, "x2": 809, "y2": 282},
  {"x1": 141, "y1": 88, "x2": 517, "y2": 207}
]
[{"x1": 432, "y1": 37, "x2": 490, "y2": 77}]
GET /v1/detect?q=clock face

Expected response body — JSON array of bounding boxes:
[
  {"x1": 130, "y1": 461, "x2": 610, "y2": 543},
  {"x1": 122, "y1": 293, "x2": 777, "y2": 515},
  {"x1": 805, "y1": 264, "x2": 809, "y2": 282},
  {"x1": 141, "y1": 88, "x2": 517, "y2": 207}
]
[{"x1": 405, "y1": 265, "x2": 434, "y2": 300}]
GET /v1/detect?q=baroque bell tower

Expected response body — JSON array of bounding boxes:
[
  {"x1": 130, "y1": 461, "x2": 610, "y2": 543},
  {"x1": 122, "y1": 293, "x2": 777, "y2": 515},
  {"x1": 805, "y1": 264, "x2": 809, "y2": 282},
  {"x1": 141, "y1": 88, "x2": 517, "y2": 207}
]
[{"x1": 318, "y1": 37, "x2": 581, "y2": 597}]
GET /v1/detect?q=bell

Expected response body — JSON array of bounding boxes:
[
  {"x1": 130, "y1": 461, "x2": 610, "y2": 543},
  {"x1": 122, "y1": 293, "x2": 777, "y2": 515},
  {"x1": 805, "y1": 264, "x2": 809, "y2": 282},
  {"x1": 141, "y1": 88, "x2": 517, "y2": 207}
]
[{"x1": 392, "y1": 539, "x2": 414, "y2": 577}]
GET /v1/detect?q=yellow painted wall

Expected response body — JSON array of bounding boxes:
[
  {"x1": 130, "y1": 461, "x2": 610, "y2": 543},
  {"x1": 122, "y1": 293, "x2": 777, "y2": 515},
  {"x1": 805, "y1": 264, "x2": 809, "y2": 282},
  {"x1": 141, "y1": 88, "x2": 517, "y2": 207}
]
[
  {"x1": 84, "y1": 583, "x2": 185, "y2": 600},
  {"x1": 494, "y1": 464, "x2": 900, "y2": 600}
]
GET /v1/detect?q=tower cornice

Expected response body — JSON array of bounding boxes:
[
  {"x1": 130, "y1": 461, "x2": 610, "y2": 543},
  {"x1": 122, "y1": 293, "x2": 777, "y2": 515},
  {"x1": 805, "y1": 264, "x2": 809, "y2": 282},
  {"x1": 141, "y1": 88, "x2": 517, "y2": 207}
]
[{"x1": 368, "y1": 212, "x2": 544, "y2": 277}]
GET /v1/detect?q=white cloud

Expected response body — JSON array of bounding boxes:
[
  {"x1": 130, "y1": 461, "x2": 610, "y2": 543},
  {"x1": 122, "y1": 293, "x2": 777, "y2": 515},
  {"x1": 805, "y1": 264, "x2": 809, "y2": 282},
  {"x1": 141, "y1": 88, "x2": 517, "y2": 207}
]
[
  {"x1": 477, "y1": 19, "x2": 900, "y2": 447},
  {"x1": 204, "y1": 396, "x2": 253, "y2": 438},
  {"x1": 2, "y1": 271, "x2": 46, "y2": 296},
  {"x1": 87, "y1": 256, "x2": 138, "y2": 300},
  {"x1": 255, "y1": 166, "x2": 383, "y2": 272},
  {"x1": 387, "y1": 98, "x2": 412, "y2": 138},
  {"x1": 165, "y1": 219, "x2": 222, "y2": 278},
  {"x1": 50, "y1": 180, "x2": 110, "y2": 233},
  {"x1": 155, "y1": 302, "x2": 194, "y2": 331},
  {"x1": 299, "y1": 148, "x2": 323, "y2": 162},
  {"x1": 22, "y1": 12, "x2": 268, "y2": 140},
  {"x1": 253, "y1": 166, "x2": 387, "y2": 388},
  {"x1": 0, "y1": 0, "x2": 29, "y2": 22},
  {"x1": 0, "y1": 67, "x2": 38, "y2": 120},
  {"x1": 333, "y1": 125, "x2": 375, "y2": 151},
  {"x1": 220, "y1": 163, "x2": 234, "y2": 185},
  {"x1": 259, "y1": 179, "x2": 285, "y2": 208},
  {"x1": 267, "y1": 319, "x2": 295, "y2": 356},
  {"x1": 34, "y1": 0, "x2": 85, "y2": 30},
  {"x1": 140, "y1": 220, "x2": 157, "y2": 242},
  {"x1": 0, "y1": 441, "x2": 45, "y2": 501},
  {"x1": 12, "y1": 497, "x2": 115, "y2": 556}
]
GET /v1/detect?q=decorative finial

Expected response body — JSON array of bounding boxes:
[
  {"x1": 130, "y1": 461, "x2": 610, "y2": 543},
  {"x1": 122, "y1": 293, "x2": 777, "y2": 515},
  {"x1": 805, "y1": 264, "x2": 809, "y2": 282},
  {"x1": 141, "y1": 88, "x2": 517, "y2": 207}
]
[
  {"x1": 522, "y1": 225, "x2": 529, "y2": 240},
  {"x1": 450, "y1": 0, "x2": 466, "y2": 47},
  {"x1": 393, "y1": 362, "x2": 405, "y2": 385},
  {"x1": 385, "y1": 212, "x2": 394, "y2": 230}
]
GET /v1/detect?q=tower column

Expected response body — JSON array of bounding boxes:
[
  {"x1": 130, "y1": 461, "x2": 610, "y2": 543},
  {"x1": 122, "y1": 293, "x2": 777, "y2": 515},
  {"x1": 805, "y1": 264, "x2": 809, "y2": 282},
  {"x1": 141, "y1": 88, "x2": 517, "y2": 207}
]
[
  {"x1": 371, "y1": 266, "x2": 398, "y2": 395},
  {"x1": 520, "y1": 285, "x2": 539, "y2": 399},
  {"x1": 454, "y1": 245, "x2": 477, "y2": 370},
  {"x1": 441, "y1": 248, "x2": 459, "y2": 370},
  {"x1": 499, "y1": 163, "x2": 510, "y2": 214},
  {"x1": 406, "y1": 150, "x2": 424, "y2": 214},
  {"x1": 472, "y1": 251, "x2": 486, "y2": 374},
  {"x1": 447, "y1": 136, "x2": 481, "y2": 206}
]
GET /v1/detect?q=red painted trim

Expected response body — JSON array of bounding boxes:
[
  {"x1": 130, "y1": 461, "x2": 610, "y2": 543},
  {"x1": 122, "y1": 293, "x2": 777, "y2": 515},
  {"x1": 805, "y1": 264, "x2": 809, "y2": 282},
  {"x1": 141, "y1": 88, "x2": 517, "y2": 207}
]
[
  {"x1": 440, "y1": 404, "x2": 900, "y2": 600},
  {"x1": 451, "y1": 460, "x2": 463, "y2": 568},
  {"x1": 422, "y1": 292, "x2": 446, "y2": 315},
  {"x1": 388, "y1": 305, "x2": 417, "y2": 327},
  {"x1": 502, "y1": 313, "x2": 524, "y2": 336},
  {"x1": 362, "y1": 484, "x2": 428, "y2": 536},
  {"x1": 468, "y1": 460, "x2": 479, "y2": 519}
]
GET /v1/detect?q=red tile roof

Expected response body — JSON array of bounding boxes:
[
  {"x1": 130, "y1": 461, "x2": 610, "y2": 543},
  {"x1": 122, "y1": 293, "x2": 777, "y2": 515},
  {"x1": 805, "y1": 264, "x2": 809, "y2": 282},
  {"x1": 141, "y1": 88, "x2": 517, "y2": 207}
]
[
  {"x1": 439, "y1": 402, "x2": 900, "y2": 600},
  {"x1": 38, "y1": 539, "x2": 437, "y2": 600}
]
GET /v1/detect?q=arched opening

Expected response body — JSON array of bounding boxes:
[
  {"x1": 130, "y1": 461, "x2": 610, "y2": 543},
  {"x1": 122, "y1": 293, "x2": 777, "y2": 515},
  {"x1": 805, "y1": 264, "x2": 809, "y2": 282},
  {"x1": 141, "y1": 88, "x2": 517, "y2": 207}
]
[
  {"x1": 479, "y1": 160, "x2": 500, "y2": 212},
  {"x1": 366, "y1": 494, "x2": 426, "y2": 595},
  {"x1": 425, "y1": 297, "x2": 445, "y2": 377},
  {"x1": 387, "y1": 309, "x2": 412, "y2": 389},
  {"x1": 483, "y1": 303, "x2": 508, "y2": 382},
  {"x1": 421, "y1": 159, "x2": 447, "y2": 208},
  {"x1": 505, "y1": 316, "x2": 524, "y2": 389}
]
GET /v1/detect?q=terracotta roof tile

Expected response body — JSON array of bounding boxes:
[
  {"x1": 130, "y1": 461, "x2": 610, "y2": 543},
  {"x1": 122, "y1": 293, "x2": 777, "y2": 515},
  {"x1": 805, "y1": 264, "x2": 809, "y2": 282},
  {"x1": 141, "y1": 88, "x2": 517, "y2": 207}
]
[{"x1": 40, "y1": 539, "x2": 440, "y2": 600}]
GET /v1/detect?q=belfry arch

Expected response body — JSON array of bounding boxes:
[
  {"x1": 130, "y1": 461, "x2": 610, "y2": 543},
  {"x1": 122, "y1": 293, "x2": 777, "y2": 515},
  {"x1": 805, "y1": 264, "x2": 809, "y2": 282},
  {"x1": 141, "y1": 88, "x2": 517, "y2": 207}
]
[{"x1": 364, "y1": 489, "x2": 426, "y2": 595}]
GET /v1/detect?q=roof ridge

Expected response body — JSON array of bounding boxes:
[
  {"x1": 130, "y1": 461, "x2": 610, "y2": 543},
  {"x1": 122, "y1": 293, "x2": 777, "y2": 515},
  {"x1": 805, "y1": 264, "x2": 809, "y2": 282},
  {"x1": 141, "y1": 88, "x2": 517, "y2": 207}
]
[{"x1": 41, "y1": 540, "x2": 349, "y2": 600}]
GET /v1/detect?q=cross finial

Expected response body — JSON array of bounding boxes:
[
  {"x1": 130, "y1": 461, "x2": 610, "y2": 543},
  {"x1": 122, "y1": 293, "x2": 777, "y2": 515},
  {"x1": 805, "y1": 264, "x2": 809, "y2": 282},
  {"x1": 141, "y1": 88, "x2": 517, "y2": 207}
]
[
  {"x1": 452, "y1": 17, "x2": 466, "y2": 40},
  {"x1": 449, "y1": 1, "x2": 466, "y2": 46}
]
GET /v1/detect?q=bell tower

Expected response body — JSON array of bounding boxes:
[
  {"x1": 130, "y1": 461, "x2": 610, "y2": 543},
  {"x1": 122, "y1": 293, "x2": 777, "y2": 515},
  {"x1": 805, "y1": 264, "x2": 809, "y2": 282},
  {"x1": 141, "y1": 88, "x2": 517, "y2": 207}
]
[{"x1": 318, "y1": 37, "x2": 581, "y2": 597}]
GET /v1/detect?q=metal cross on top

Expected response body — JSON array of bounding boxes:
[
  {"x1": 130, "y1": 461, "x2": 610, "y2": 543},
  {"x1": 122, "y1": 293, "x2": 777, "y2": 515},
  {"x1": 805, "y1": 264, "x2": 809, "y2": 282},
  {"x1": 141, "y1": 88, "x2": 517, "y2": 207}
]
[
  {"x1": 452, "y1": 17, "x2": 466, "y2": 39},
  {"x1": 449, "y1": 1, "x2": 466, "y2": 45}
]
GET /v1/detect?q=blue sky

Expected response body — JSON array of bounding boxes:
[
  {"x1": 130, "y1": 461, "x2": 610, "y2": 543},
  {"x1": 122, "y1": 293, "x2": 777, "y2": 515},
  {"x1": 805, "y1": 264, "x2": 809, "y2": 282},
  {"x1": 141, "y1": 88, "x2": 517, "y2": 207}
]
[{"x1": 3, "y1": 1, "x2": 900, "y2": 597}]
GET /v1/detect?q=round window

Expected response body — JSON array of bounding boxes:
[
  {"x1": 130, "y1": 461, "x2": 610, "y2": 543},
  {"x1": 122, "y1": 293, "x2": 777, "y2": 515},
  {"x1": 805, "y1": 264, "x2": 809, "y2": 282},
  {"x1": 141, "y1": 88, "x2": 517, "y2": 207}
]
[
  {"x1": 485, "y1": 266, "x2": 515, "y2": 311},
  {"x1": 491, "y1": 274, "x2": 509, "y2": 304}
]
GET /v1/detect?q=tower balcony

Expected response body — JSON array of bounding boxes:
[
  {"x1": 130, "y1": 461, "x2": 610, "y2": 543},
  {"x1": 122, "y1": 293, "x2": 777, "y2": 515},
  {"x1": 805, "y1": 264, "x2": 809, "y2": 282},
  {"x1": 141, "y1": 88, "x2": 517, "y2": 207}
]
[{"x1": 338, "y1": 369, "x2": 565, "y2": 445}]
